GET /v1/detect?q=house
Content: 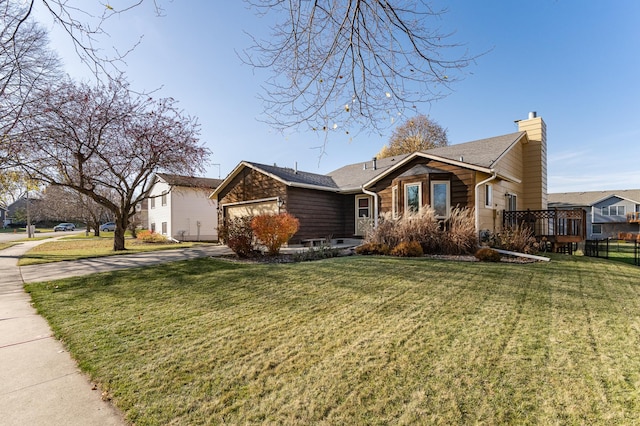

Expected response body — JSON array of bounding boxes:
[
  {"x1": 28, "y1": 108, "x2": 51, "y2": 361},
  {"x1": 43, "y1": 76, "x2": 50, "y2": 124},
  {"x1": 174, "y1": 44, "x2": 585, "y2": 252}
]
[
  {"x1": 548, "y1": 189, "x2": 640, "y2": 240},
  {"x1": 0, "y1": 204, "x2": 7, "y2": 227},
  {"x1": 147, "y1": 173, "x2": 223, "y2": 241},
  {"x1": 212, "y1": 112, "x2": 548, "y2": 244}
]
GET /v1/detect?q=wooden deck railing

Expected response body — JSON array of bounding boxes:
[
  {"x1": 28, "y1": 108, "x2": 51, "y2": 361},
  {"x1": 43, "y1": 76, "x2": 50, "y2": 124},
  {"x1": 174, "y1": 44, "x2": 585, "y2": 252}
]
[
  {"x1": 627, "y1": 212, "x2": 640, "y2": 223},
  {"x1": 502, "y1": 208, "x2": 586, "y2": 243}
]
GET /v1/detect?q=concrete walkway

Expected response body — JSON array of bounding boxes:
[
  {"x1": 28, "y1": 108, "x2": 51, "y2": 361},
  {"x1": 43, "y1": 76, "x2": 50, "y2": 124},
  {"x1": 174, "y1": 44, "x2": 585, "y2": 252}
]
[{"x1": 0, "y1": 241, "x2": 233, "y2": 425}]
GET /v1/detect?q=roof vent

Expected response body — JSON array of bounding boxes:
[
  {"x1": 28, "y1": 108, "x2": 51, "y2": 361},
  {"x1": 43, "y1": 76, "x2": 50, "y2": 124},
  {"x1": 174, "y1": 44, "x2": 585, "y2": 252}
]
[
  {"x1": 528, "y1": 111, "x2": 537, "y2": 119},
  {"x1": 459, "y1": 156, "x2": 464, "y2": 162},
  {"x1": 363, "y1": 163, "x2": 367, "y2": 170},
  {"x1": 372, "y1": 157, "x2": 377, "y2": 170}
]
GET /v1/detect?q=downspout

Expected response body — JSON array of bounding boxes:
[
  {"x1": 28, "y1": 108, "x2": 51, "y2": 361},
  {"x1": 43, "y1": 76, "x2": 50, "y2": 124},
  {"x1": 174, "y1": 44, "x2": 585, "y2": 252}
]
[
  {"x1": 474, "y1": 171, "x2": 497, "y2": 240},
  {"x1": 361, "y1": 186, "x2": 379, "y2": 228}
]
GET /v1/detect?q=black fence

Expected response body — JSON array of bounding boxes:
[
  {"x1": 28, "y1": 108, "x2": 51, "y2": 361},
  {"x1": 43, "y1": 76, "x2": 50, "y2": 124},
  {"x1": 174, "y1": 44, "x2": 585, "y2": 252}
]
[
  {"x1": 636, "y1": 240, "x2": 640, "y2": 266},
  {"x1": 584, "y1": 239, "x2": 609, "y2": 259}
]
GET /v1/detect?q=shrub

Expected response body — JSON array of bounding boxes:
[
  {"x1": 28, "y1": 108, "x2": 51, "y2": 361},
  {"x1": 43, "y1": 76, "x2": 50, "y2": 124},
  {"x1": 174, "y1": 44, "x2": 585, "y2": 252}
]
[
  {"x1": 390, "y1": 241, "x2": 424, "y2": 257},
  {"x1": 365, "y1": 209, "x2": 441, "y2": 252},
  {"x1": 293, "y1": 246, "x2": 342, "y2": 262},
  {"x1": 355, "y1": 242, "x2": 391, "y2": 256},
  {"x1": 474, "y1": 247, "x2": 501, "y2": 262},
  {"x1": 441, "y1": 207, "x2": 478, "y2": 255},
  {"x1": 251, "y1": 213, "x2": 300, "y2": 255},
  {"x1": 494, "y1": 224, "x2": 540, "y2": 254},
  {"x1": 219, "y1": 216, "x2": 254, "y2": 258},
  {"x1": 136, "y1": 229, "x2": 168, "y2": 243}
]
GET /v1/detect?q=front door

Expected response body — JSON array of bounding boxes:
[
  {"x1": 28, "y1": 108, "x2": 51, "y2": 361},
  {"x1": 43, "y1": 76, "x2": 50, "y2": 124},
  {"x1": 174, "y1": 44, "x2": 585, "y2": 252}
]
[{"x1": 355, "y1": 195, "x2": 372, "y2": 236}]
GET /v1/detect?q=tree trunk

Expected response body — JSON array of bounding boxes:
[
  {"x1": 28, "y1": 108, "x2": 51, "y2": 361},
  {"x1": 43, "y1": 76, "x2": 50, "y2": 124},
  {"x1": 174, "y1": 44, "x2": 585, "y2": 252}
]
[{"x1": 113, "y1": 223, "x2": 126, "y2": 251}]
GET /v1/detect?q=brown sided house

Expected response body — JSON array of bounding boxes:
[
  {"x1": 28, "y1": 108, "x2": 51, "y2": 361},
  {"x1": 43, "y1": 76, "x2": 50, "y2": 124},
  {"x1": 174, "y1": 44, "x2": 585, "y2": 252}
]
[{"x1": 211, "y1": 113, "x2": 549, "y2": 245}]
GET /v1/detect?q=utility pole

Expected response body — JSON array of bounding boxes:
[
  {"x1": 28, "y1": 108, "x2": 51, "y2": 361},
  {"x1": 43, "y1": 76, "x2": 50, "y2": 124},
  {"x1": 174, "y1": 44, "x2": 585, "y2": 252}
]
[{"x1": 26, "y1": 190, "x2": 33, "y2": 238}]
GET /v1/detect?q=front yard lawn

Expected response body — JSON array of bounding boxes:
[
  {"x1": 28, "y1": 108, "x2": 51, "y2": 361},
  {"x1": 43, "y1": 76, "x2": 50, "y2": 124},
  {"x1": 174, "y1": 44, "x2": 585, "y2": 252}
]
[
  {"x1": 18, "y1": 237, "x2": 199, "y2": 266},
  {"x1": 26, "y1": 254, "x2": 640, "y2": 424}
]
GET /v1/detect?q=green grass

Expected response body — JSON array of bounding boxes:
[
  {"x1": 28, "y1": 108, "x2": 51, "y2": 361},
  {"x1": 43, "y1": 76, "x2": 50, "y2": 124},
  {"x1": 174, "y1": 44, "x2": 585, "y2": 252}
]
[
  {"x1": 608, "y1": 240, "x2": 639, "y2": 266},
  {"x1": 25, "y1": 254, "x2": 640, "y2": 425},
  {"x1": 18, "y1": 237, "x2": 199, "y2": 266}
]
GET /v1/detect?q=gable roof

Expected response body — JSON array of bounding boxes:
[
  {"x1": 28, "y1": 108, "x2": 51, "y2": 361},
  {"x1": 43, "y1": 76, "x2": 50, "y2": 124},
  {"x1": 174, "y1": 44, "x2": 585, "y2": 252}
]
[
  {"x1": 213, "y1": 130, "x2": 529, "y2": 197},
  {"x1": 548, "y1": 189, "x2": 640, "y2": 207},
  {"x1": 155, "y1": 173, "x2": 222, "y2": 190},
  {"x1": 424, "y1": 132, "x2": 526, "y2": 169},
  {"x1": 326, "y1": 154, "x2": 411, "y2": 192}
]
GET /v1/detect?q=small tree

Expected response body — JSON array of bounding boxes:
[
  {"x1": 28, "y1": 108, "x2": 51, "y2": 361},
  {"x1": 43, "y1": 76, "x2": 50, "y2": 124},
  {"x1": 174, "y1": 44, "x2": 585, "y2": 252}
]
[
  {"x1": 252, "y1": 213, "x2": 300, "y2": 256},
  {"x1": 219, "y1": 216, "x2": 255, "y2": 258},
  {"x1": 377, "y1": 115, "x2": 448, "y2": 158}
]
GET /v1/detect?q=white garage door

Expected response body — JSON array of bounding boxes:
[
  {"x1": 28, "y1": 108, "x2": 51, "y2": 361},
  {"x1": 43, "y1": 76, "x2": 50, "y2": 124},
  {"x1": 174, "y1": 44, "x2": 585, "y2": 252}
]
[{"x1": 225, "y1": 201, "x2": 278, "y2": 219}]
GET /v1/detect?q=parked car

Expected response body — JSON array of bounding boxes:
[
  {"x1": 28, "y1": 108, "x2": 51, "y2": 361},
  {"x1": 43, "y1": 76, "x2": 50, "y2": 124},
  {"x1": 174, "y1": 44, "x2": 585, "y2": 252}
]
[
  {"x1": 53, "y1": 222, "x2": 76, "y2": 232},
  {"x1": 99, "y1": 222, "x2": 116, "y2": 232}
]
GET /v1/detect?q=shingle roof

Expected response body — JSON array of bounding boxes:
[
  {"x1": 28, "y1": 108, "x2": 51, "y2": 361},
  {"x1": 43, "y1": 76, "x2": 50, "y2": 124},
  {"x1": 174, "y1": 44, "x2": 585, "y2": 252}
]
[
  {"x1": 327, "y1": 154, "x2": 411, "y2": 192},
  {"x1": 247, "y1": 162, "x2": 339, "y2": 190},
  {"x1": 215, "y1": 130, "x2": 528, "y2": 196},
  {"x1": 424, "y1": 132, "x2": 525, "y2": 169},
  {"x1": 548, "y1": 189, "x2": 640, "y2": 207},
  {"x1": 156, "y1": 173, "x2": 222, "y2": 189}
]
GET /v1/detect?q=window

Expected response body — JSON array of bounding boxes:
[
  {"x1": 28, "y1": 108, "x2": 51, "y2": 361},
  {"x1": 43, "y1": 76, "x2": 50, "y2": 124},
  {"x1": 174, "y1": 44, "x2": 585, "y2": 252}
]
[
  {"x1": 161, "y1": 191, "x2": 167, "y2": 206},
  {"x1": 392, "y1": 186, "x2": 399, "y2": 219},
  {"x1": 161, "y1": 222, "x2": 167, "y2": 235},
  {"x1": 603, "y1": 205, "x2": 626, "y2": 216},
  {"x1": 484, "y1": 184, "x2": 493, "y2": 208},
  {"x1": 431, "y1": 181, "x2": 450, "y2": 218},
  {"x1": 357, "y1": 197, "x2": 370, "y2": 218},
  {"x1": 405, "y1": 183, "x2": 421, "y2": 213},
  {"x1": 592, "y1": 224, "x2": 602, "y2": 234},
  {"x1": 506, "y1": 193, "x2": 517, "y2": 211},
  {"x1": 150, "y1": 197, "x2": 155, "y2": 209},
  {"x1": 150, "y1": 222, "x2": 156, "y2": 232}
]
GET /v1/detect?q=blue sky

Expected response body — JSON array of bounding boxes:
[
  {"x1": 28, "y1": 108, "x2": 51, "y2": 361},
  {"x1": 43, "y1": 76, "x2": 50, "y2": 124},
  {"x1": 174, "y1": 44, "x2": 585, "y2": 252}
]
[{"x1": 34, "y1": 1, "x2": 640, "y2": 193}]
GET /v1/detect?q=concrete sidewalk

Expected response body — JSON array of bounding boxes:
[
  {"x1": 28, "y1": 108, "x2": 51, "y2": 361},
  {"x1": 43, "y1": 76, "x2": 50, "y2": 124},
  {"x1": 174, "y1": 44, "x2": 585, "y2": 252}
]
[{"x1": 0, "y1": 241, "x2": 232, "y2": 425}]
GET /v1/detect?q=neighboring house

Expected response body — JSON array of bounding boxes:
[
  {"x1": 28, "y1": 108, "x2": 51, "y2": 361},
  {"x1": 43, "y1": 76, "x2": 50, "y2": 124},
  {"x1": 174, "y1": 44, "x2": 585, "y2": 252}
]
[
  {"x1": 5, "y1": 197, "x2": 44, "y2": 226},
  {"x1": 0, "y1": 204, "x2": 7, "y2": 227},
  {"x1": 147, "y1": 173, "x2": 223, "y2": 241},
  {"x1": 211, "y1": 113, "x2": 548, "y2": 244},
  {"x1": 548, "y1": 189, "x2": 640, "y2": 240}
]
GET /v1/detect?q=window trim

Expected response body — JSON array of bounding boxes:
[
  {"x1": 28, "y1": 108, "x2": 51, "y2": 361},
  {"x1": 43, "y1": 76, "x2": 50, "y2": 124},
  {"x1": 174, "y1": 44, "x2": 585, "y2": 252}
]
[
  {"x1": 591, "y1": 223, "x2": 602, "y2": 234},
  {"x1": 404, "y1": 183, "x2": 422, "y2": 214},
  {"x1": 392, "y1": 185, "x2": 399, "y2": 219},
  {"x1": 430, "y1": 180, "x2": 450, "y2": 219},
  {"x1": 484, "y1": 183, "x2": 493, "y2": 208}
]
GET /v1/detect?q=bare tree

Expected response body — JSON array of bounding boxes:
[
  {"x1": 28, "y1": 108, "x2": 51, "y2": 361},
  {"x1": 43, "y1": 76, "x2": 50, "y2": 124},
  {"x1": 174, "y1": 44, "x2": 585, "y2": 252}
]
[
  {"x1": 1, "y1": 2, "x2": 60, "y2": 154},
  {"x1": 13, "y1": 78, "x2": 210, "y2": 250},
  {"x1": 377, "y1": 114, "x2": 447, "y2": 158},
  {"x1": 243, "y1": 0, "x2": 475, "y2": 135},
  {"x1": 3, "y1": 0, "x2": 163, "y2": 77},
  {"x1": 37, "y1": 185, "x2": 113, "y2": 235}
]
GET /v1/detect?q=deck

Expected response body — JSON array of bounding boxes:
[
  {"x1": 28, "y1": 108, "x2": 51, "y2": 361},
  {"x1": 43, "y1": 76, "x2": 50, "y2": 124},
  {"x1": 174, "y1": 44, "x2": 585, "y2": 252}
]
[
  {"x1": 503, "y1": 208, "x2": 586, "y2": 253},
  {"x1": 628, "y1": 212, "x2": 640, "y2": 223}
]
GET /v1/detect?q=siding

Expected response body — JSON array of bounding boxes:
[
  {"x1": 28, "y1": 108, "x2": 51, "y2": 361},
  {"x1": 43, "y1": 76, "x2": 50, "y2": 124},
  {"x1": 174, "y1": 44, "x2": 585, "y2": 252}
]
[
  {"x1": 286, "y1": 187, "x2": 352, "y2": 242},
  {"x1": 169, "y1": 187, "x2": 218, "y2": 241},
  {"x1": 372, "y1": 157, "x2": 475, "y2": 216},
  {"x1": 147, "y1": 181, "x2": 171, "y2": 235}
]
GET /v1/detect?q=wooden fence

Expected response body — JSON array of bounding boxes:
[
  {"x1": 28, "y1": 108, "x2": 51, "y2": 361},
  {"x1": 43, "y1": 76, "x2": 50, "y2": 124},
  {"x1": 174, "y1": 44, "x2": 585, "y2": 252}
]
[{"x1": 503, "y1": 209, "x2": 586, "y2": 244}]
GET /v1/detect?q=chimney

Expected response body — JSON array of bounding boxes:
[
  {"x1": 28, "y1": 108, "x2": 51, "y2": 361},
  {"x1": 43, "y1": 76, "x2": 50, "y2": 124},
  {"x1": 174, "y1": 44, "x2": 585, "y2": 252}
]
[
  {"x1": 372, "y1": 157, "x2": 377, "y2": 170},
  {"x1": 517, "y1": 112, "x2": 547, "y2": 209}
]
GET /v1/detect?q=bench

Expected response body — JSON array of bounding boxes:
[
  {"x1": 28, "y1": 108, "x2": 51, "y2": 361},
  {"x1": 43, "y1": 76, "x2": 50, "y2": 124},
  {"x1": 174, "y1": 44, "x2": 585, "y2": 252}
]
[{"x1": 301, "y1": 238, "x2": 327, "y2": 247}]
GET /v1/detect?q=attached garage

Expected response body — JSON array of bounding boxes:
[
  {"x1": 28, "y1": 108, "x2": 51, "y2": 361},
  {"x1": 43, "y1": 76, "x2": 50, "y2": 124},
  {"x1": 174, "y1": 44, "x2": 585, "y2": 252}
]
[{"x1": 223, "y1": 198, "x2": 279, "y2": 219}]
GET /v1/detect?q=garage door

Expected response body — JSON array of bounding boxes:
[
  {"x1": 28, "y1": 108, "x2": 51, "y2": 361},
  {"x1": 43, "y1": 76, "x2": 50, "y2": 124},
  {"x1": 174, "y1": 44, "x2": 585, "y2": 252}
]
[{"x1": 225, "y1": 200, "x2": 278, "y2": 219}]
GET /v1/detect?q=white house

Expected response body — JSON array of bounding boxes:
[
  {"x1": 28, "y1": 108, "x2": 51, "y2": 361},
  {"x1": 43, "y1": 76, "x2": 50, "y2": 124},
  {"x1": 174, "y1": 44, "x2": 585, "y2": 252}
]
[{"x1": 147, "y1": 173, "x2": 222, "y2": 242}]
